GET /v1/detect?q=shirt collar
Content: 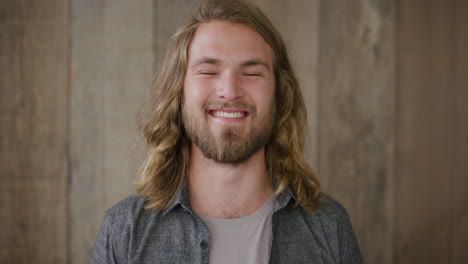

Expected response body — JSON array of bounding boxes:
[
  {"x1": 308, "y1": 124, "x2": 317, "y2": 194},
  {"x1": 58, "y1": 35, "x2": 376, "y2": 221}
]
[
  {"x1": 162, "y1": 182, "x2": 191, "y2": 215},
  {"x1": 273, "y1": 185, "x2": 296, "y2": 213},
  {"x1": 161, "y1": 182, "x2": 297, "y2": 215}
]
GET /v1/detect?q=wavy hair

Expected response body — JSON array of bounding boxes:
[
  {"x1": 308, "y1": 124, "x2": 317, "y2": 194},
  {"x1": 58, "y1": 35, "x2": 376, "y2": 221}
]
[{"x1": 137, "y1": 0, "x2": 321, "y2": 214}]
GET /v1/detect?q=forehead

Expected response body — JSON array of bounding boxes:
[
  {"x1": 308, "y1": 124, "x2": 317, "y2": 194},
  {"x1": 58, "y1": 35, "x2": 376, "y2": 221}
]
[{"x1": 187, "y1": 20, "x2": 273, "y2": 66}]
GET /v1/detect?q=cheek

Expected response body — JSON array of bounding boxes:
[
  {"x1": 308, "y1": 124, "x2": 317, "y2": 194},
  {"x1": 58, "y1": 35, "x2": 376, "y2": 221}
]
[
  {"x1": 183, "y1": 78, "x2": 212, "y2": 107},
  {"x1": 251, "y1": 79, "x2": 275, "y2": 107}
]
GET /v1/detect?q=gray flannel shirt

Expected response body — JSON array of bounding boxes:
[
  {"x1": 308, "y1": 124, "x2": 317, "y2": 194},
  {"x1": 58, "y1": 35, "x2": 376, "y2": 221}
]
[{"x1": 91, "y1": 185, "x2": 363, "y2": 264}]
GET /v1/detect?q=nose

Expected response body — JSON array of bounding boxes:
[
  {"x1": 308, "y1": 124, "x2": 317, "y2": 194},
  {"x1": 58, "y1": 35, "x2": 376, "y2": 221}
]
[{"x1": 216, "y1": 72, "x2": 244, "y2": 101}]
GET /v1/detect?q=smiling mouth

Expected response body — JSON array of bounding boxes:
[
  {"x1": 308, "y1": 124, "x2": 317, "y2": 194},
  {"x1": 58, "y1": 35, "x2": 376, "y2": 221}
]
[{"x1": 208, "y1": 110, "x2": 249, "y2": 119}]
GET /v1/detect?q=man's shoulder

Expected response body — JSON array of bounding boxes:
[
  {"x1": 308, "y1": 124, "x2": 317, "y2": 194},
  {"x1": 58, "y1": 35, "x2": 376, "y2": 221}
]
[
  {"x1": 312, "y1": 194, "x2": 363, "y2": 262},
  {"x1": 107, "y1": 194, "x2": 145, "y2": 213},
  {"x1": 291, "y1": 192, "x2": 353, "y2": 229},
  {"x1": 103, "y1": 195, "x2": 152, "y2": 226},
  {"x1": 314, "y1": 193, "x2": 350, "y2": 221}
]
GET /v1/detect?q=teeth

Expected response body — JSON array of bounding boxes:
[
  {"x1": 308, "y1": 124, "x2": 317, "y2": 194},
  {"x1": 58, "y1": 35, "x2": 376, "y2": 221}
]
[{"x1": 212, "y1": 111, "x2": 245, "y2": 119}]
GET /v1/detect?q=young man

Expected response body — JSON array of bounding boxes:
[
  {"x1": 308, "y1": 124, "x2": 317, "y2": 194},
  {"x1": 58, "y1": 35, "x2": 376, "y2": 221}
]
[{"x1": 91, "y1": 0, "x2": 363, "y2": 263}]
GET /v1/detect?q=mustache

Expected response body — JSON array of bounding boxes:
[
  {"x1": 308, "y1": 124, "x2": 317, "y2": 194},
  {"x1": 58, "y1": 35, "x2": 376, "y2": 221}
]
[{"x1": 202, "y1": 102, "x2": 256, "y2": 113}]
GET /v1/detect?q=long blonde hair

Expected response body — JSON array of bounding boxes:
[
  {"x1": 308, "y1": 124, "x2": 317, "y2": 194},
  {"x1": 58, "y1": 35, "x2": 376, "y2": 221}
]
[{"x1": 137, "y1": 0, "x2": 321, "y2": 213}]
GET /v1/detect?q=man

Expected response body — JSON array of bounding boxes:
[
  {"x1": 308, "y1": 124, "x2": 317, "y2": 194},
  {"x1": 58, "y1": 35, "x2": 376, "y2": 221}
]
[{"x1": 91, "y1": 0, "x2": 363, "y2": 263}]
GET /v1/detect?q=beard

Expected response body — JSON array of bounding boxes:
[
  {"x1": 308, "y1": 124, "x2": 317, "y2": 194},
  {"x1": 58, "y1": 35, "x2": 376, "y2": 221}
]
[{"x1": 182, "y1": 102, "x2": 275, "y2": 165}]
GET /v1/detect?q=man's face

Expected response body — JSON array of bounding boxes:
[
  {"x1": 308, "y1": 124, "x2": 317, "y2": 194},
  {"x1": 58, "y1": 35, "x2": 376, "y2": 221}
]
[{"x1": 182, "y1": 20, "x2": 276, "y2": 164}]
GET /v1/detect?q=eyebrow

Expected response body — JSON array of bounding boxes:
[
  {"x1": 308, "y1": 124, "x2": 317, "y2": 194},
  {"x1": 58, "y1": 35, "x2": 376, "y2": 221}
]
[
  {"x1": 241, "y1": 59, "x2": 271, "y2": 71},
  {"x1": 190, "y1": 57, "x2": 220, "y2": 68},
  {"x1": 190, "y1": 57, "x2": 271, "y2": 71}
]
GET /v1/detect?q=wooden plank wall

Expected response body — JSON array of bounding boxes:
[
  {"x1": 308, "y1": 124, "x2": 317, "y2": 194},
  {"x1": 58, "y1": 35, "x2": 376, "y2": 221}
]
[
  {"x1": 317, "y1": 1, "x2": 395, "y2": 263},
  {"x1": 0, "y1": 1, "x2": 69, "y2": 263},
  {"x1": 1, "y1": 0, "x2": 467, "y2": 263},
  {"x1": 69, "y1": 0, "x2": 154, "y2": 263},
  {"x1": 396, "y1": 0, "x2": 468, "y2": 263}
]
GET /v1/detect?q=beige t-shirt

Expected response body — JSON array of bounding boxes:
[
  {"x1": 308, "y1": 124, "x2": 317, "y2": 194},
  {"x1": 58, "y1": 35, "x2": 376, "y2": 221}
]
[{"x1": 196, "y1": 197, "x2": 274, "y2": 264}]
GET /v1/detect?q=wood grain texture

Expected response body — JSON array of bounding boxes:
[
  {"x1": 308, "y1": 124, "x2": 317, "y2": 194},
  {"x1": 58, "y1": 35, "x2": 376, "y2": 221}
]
[
  {"x1": 452, "y1": 0, "x2": 468, "y2": 263},
  {"x1": 69, "y1": 1, "x2": 153, "y2": 263},
  {"x1": 253, "y1": 0, "x2": 320, "y2": 171},
  {"x1": 0, "y1": 1, "x2": 69, "y2": 263},
  {"x1": 154, "y1": 0, "x2": 198, "y2": 65},
  {"x1": 317, "y1": 1, "x2": 395, "y2": 263},
  {"x1": 396, "y1": 0, "x2": 455, "y2": 263}
]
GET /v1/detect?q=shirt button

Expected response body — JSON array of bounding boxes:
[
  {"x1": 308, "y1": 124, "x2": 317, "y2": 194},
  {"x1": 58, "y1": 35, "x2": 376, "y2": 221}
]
[{"x1": 200, "y1": 240, "x2": 208, "y2": 249}]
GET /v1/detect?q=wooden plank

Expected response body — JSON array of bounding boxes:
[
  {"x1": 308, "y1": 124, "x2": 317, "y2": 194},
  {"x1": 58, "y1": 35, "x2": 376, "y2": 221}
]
[
  {"x1": 69, "y1": 1, "x2": 153, "y2": 263},
  {"x1": 0, "y1": 1, "x2": 68, "y2": 263},
  {"x1": 154, "y1": 0, "x2": 198, "y2": 65},
  {"x1": 395, "y1": 0, "x2": 454, "y2": 263},
  {"x1": 317, "y1": 1, "x2": 395, "y2": 263},
  {"x1": 452, "y1": 0, "x2": 468, "y2": 263},
  {"x1": 253, "y1": 0, "x2": 320, "y2": 172}
]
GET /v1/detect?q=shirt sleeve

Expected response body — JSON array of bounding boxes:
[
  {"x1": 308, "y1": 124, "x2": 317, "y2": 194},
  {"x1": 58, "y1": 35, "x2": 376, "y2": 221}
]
[
  {"x1": 90, "y1": 212, "x2": 121, "y2": 264},
  {"x1": 337, "y1": 209, "x2": 363, "y2": 264}
]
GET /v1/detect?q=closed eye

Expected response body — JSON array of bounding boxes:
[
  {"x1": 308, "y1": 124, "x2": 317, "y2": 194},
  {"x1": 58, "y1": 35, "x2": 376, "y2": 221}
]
[
  {"x1": 243, "y1": 73, "x2": 262, "y2": 76},
  {"x1": 199, "y1": 71, "x2": 217, "y2": 75}
]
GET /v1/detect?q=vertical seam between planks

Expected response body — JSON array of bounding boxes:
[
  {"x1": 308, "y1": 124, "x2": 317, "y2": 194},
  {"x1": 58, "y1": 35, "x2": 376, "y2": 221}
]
[
  {"x1": 390, "y1": 1, "x2": 399, "y2": 263},
  {"x1": 393, "y1": 0, "x2": 401, "y2": 262},
  {"x1": 448, "y1": 0, "x2": 456, "y2": 263},
  {"x1": 66, "y1": 0, "x2": 73, "y2": 263}
]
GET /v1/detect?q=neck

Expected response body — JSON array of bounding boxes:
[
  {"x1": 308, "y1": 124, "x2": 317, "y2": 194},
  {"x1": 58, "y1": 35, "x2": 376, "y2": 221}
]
[{"x1": 188, "y1": 145, "x2": 273, "y2": 219}]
